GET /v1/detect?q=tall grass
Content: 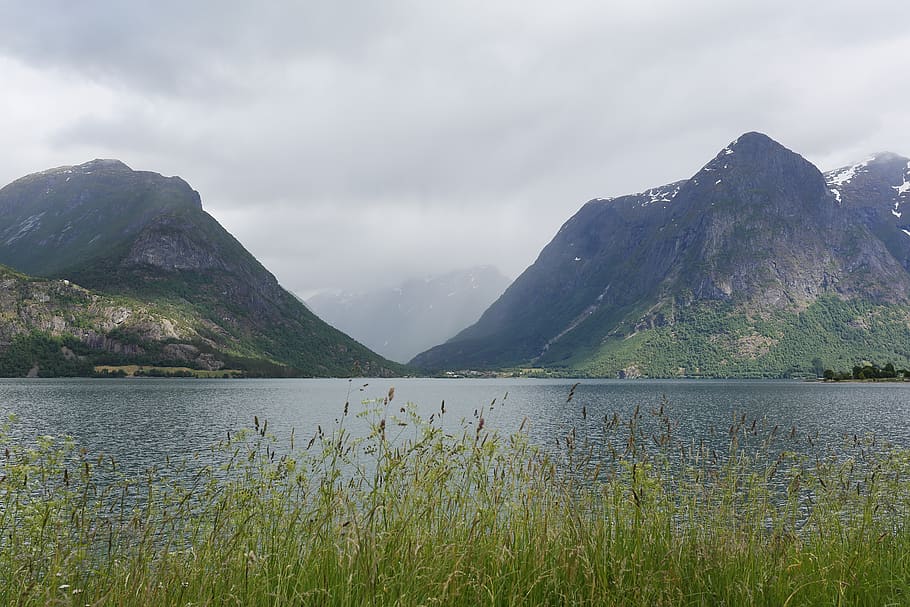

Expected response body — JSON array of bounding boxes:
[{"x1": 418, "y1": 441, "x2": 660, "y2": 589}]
[{"x1": 2, "y1": 389, "x2": 910, "y2": 606}]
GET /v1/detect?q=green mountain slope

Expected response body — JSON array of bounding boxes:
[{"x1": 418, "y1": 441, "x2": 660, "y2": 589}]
[
  {"x1": 0, "y1": 160, "x2": 403, "y2": 377},
  {"x1": 412, "y1": 133, "x2": 910, "y2": 377},
  {"x1": 566, "y1": 297, "x2": 910, "y2": 378}
]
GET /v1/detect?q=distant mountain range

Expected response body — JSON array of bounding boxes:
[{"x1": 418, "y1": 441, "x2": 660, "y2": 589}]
[
  {"x1": 413, "y1": 132, "x2": 910, "y2": 377},
  {"x1": 307, "y1": 266, "x2": 511, "y2": 363},
  {"x1": 0, "y1": 159, "x2": 402, "y2": 377}
]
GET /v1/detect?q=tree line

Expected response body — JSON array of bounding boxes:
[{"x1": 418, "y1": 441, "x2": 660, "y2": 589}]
[{"x1": 822, "y1": 362, "x2": 907, "y2": 381}]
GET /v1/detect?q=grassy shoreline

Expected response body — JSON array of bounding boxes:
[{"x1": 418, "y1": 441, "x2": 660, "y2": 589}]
[
  {"x1": 93, "y1": 364, "x2": 245, "y2": 378},
  {"x1": 2, "y1": 393, "x2": 910, "y2": 605}
]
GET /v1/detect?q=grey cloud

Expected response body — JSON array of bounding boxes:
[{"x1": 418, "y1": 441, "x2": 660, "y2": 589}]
[
  {"x1": 2, "y1": 1, "x2": 910, "y2": 294},
  {"x1": 0, "y1": 1, "x2": 402, "y2": 96}
]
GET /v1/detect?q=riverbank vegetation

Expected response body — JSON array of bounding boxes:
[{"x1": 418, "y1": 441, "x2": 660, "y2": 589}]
[
  {"x1": 2, "y1": 391, "x2": 910, "y2": 605},
  {"x1": 93, "y1": 364, "x2": 245, "y2": 378},
  {"x1": 822, "y1": 361, "x2": 909, "y2": 381}
]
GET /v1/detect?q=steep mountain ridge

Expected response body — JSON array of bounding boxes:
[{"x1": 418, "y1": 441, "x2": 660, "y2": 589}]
[
  {"x1": 0, "y1": 160, "x2": 402, "y2": 377},
  {"x1": 662, "y1": 133, "x2": 910, "y2": 306},
  {"x1": 413, "y1": 133, "x2": 910, "y2": 376}
]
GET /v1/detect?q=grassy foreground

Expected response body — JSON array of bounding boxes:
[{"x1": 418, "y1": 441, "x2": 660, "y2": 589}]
[{"x1": 2, "y1": 390, "x2": 910, "y2": 606}]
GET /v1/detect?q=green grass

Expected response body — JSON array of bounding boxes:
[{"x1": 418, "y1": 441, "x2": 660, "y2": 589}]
[
  {"x1": 93, "y1": 364, "x2": 245, "y2": 378},
  {"x1": 577, "y1": 296, "x2": 910, "y2": 378},
  {"x1": 2, "y1": 394, "x2": 910, "y2": 605}
]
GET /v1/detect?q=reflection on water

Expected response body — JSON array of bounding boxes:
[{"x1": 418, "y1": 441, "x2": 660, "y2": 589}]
[{"x1": 2, "y1": 378, "x2": 910, "y2": 477}]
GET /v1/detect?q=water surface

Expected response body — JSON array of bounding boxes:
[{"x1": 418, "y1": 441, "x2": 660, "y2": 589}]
[{"x1": 2, "y1": 378, "x2": 909, "y2": 474}]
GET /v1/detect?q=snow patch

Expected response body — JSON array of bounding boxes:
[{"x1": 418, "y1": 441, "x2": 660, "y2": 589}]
[
  {"x1": 826, "y1": 157, "x2": 873, "y2": 187},
  {"x1": 637, "y1": 183, "x2": 681, "y2": 207},
  {"x1": 714, "y1": 179, "x2": 722, "y2": 185},
  {"x1": 4, "y1": 213, "x2": 46, "y2": 245},
  {"x1": 830, "y1": 189, "x2": 842, "y2": 204},
  {"x1": 573, "y1": 256, "x2": 581, "y2": 262},
  {"x1": 892, "y1": 209, "x2": 902, "y2": 219},
  {"x1": 902, "y1": 229, "x2": 910, "y2": 238}
]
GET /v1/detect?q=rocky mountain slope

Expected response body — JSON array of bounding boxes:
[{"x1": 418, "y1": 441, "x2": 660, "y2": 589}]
[
  {"x1": 412, "y1": 133, "x2": 910, "y2": 377},
  {"x1": 0, "y1": 160, "x2": 402, "y2": 377},
  {"x1": 307, "y1": 266, "x2": 511, "y2": 363}
]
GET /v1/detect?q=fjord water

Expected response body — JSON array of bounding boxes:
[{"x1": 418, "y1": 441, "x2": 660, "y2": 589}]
[{"x1": 3, "y1": 378, "x2": 910, "y2": 475}]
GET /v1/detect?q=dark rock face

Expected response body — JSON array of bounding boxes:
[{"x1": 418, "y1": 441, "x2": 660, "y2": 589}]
[
  {"x1": 412, "y1": 132, "x2": 910, "y2": 372},
  {"x1": 124, "y1": 215, "x2": 233, "y2": 272},
  {"x1": 79, "y1": 332, "x2": 145, "y2": 357}
]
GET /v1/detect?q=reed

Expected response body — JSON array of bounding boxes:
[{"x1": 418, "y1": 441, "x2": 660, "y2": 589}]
[{"x1": 1, "y1": 393, "x2": 909, "y2": 606}]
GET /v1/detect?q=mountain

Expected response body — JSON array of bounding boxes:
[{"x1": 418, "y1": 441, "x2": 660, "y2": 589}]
[
  {"x1": 412, "y1": 133, "x2": 910, "y2": 377},
  {"x1": 307, "y1": 266, "x2": 511, "y2": 363},
  {"x1": 0, "y1": 159, "x2": 402, "y2": 377}
]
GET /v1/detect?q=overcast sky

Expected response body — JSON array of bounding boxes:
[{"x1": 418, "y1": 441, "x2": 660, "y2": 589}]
[{"x1": 1, "y1": 1, "x2": 909, "y2": 296}]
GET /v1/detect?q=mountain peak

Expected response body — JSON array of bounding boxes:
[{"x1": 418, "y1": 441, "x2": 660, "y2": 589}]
[
  {"x1": 693, "y1": 131, "x2": 825, "y2": 204},
  {"x1": 36, "y1": 159, "x2": 132, "y2": 178},
  {"x1": 718, "y1": 131, "x2": 793, "y2": 158},
  {"x1": 0, "y1": 159, "x2": 206, "y2": 276},
  {"x1": 733, "y1": 130, "x2": 776, "y2": 145},
  {"x1": 79, "y1": 158, "x2": 132, "y2": 172},
  {"x1": 867, "y1": 151, "x2": 910, "y2": 166}
]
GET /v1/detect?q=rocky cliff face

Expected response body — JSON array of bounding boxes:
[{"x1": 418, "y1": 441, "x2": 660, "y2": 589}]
[
  {"x1": 0, "y1": 265, "x2": 227, "y2": 369},
  {"x1": 413, "y1": 133, "x2": 910, "y2": 376},
  {"x1": 0, "y1": 161, "x2": 402, "y2": 377}
]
